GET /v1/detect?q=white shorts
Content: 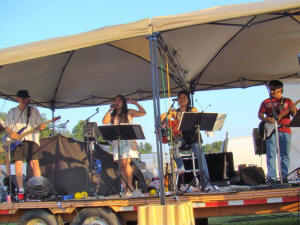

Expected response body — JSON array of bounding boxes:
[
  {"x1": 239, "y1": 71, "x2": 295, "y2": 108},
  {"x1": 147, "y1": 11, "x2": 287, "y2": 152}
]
[{"x1": 112, "y1": 140, "x2": 139, "y2": 161}]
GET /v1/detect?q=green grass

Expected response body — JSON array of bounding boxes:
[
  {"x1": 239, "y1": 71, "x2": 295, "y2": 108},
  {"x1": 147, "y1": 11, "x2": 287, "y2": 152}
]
[{"x1": 208, "y1": 213, "x2": 300, "y2": 225}]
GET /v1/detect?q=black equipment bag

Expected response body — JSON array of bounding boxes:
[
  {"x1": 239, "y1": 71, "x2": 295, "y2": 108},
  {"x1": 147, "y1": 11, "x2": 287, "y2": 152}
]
[{"x1": 240, "y1": 166, "x2": 266, "y2": 185}]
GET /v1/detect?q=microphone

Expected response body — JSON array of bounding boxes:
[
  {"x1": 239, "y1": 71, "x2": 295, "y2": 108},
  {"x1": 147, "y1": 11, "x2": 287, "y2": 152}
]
[
  {"x1": 96, "y1": 107, "x2": 99, "y2": 113},
  {"x1": 60, "y1": 120, "x2": 69, "y2": 128},
  {"x1": 203, "y1": 104, "x2": 212, "y2": 112},
  {"x1": 172, "y1": 98, "x2": 178, "y2": 102}
]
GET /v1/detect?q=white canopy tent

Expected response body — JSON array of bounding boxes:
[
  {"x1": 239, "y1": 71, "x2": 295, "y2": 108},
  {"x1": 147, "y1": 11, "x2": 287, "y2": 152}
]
[
  {"x1": 0, "y1": 0, "x2": 299, "y2": 109},
  {"x1": 1, "y1": 0, "x2": 300, "y2": 204}
]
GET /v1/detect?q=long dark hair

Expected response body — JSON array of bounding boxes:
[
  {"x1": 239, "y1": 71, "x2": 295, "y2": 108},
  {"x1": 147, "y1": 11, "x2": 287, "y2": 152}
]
[
  {"x1": 111, "y1": 95, "x2": 129, "y2": 124},
  {"x1": 178, "y1": 90, "x2": 192, "y2": 112}
]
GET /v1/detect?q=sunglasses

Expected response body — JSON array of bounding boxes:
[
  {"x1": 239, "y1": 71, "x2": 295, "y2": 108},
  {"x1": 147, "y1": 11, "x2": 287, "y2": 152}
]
[{"x1": 270, "y1": 88, "x2": 282, "y2": 92}]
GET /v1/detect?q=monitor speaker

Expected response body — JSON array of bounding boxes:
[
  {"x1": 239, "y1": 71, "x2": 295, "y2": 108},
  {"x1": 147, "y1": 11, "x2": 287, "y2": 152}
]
[
  {"x1": 252, "y1": 128, "x2": 266, "y2": 155},
  {"x1": 179, "y1": 152, "x2": 234, "y2": 185}
]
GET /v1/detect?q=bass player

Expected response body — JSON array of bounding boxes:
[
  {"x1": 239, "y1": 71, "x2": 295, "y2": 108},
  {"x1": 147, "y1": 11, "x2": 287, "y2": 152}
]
[
  {"x1": 258, "y1": 80, "x2": 297, "y2": 184},
  {"x1": 5, "y1": 90, "x2": 46, "y2": 200}
]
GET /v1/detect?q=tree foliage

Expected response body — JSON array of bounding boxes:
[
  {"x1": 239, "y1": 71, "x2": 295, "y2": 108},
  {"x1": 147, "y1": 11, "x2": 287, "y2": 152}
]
[
  {"x1": 72, "y1": 120, "x2": 105, "y2": 142},
  {"x1": 72, "y1": 120, "x2": 85, "y2": 141},
  {"x1": 203, "y1": 141, "x2": 223, "y2": 154},
  {"x1": 138, "y1": 142, "x2": 152, "y2": 154}
]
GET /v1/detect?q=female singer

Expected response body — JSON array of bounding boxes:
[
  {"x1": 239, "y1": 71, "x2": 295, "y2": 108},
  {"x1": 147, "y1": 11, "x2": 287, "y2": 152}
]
[{"x1": 102, "y1": 95, "x2": 146, "y2": 195}]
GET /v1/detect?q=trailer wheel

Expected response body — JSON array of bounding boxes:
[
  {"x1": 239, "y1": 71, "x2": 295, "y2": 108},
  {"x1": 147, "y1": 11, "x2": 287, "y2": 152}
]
[
  {"x1": 72, "y1": 207, "x2": 121, "y2": 225},
  {"x1": 18, "y1": 209, "x2": 59, "y2": 225}
]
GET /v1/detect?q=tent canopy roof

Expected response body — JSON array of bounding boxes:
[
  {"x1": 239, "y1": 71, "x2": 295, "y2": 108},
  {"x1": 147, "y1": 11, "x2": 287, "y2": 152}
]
[{"x1": 0, "y1": 0, "x2": 300, "y2": 109}]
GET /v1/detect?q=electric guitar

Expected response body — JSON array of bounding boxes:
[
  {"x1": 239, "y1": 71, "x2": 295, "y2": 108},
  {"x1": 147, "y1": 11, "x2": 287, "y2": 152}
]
[
  {"x1": 161, "y1": 119, "x2": 181, "y2": 143},
  {"x1": 2, "y1": 116, "x2": 61, "y2": 151},
  {"x1": 261, "y1": 99, "x2": 300, "y2": 139}
]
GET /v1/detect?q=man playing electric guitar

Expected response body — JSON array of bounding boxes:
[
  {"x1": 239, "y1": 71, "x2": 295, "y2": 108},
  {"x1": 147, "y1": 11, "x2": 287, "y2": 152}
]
[
  {"x1": 258, "y1": 80, "x2": 297, "y2": 184},
  {"x1": 5, "y1": 90, "x2": 46, "y2": 200}
]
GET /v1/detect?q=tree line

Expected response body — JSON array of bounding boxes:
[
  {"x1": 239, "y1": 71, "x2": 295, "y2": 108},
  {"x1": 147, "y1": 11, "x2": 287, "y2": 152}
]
[
  {"x1": 0, "y1": 115, "x2": 153, "y2": 164},
  {"x1": 0, "y1": 112, "x2": 223, "y2": 164}
]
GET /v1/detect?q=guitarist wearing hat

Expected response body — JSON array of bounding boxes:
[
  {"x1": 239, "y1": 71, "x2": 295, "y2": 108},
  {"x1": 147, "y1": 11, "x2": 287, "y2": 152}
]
[
  {"x1": 258, "y1": 80, "x2": 297, "y2": 184},
  {"x1": 5, "y1": 90, "x2": 46, "y2": 200}
]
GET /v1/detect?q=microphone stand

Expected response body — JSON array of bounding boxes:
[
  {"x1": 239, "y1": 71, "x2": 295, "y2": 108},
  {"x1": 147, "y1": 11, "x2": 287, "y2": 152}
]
[
  {"x1": 85, "y1": 107, "x2": 100, "y2": 122},
  {"x1": 41, "y1": 120, "x2": 70, "y2": 135},
  {"x1": 270, "y1": 97, "x2": 283, "y2": 184},
  {"x1": 161, "y1": 100, "x2": 176, "y2": 192},
  {"x1": 161, "y1": 101, "x2": 176, "y2": 124},
  {"x1": 83, "y1": 107, "x2": 100, "y2": 194}
]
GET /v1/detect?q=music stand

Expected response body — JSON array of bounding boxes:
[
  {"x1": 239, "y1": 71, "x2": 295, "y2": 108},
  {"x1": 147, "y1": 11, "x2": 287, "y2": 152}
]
[
  {"x1": 178, "y1": 112, "x2": 218, "y2": 191},
  {"x1": 98, "y1": 124, "x2": 145, "y2": 196}
]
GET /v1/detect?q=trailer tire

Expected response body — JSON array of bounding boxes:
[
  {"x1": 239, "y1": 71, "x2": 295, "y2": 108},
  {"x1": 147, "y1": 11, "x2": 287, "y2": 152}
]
[
  {"x1": 18, "y1": 209, "x2": 59, "y2": 225},
  {"x1": 56, "y1": 215, "x2": 65, "y2": 225},
  {"x1": 72, "y1": 207, "x2": 121, "y2": 225}
]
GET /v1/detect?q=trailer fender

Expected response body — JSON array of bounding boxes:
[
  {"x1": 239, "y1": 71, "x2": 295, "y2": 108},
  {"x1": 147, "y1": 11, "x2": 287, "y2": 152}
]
[
  {"x1": 18, "y1": 209, "x2": 60, "y2": 225},
  {"x1": 72, "y1": 207, "x2": 122, "y2": 225}
]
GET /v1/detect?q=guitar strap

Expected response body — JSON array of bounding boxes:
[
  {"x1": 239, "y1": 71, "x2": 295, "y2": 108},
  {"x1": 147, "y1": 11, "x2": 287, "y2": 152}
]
[
  {"x1": 26, "y1": 106, "x2": 31, "y2": 127},
  {"x1": 10, "y1": 106, "x2": 27, "y2": 132},
  {"x1": 276, "y1": 97, "x2": 286, "y2": 117}
]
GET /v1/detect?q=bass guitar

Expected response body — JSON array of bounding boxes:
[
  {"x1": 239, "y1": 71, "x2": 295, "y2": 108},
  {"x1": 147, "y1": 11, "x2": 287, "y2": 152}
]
[
  {"x1": 2, "y1": 116, "x2": 61, "y2": 151},
  {"x1": 260, "y1": 99, "x2": 300, "y2": 139}
]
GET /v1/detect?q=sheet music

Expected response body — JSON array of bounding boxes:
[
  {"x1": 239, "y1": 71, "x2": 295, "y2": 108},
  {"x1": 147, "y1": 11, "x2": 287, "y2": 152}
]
[
  {"x1": 212, "y1": 113, "x2": 226, "y2": 131},
  {"x1": 213, "y1": 113, "x2": 227, "y2": 130}
]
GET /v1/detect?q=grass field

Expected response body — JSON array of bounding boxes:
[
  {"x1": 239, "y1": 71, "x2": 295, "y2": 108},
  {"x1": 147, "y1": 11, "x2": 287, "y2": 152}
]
[{"x1": 208, "y1": 213, "x2": 300, "y2": 225}]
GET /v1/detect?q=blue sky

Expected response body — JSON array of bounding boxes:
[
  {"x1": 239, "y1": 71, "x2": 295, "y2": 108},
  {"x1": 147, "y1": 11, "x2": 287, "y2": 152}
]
[{"x1": 0, "y1": 0, "x2": 265, "y2": 148}]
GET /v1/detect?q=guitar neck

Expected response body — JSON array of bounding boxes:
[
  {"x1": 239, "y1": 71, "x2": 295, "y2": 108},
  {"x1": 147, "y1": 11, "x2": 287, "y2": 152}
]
[
  {"x1": 18, "y1": 126, "x2": 40, "y2": 140},
  {"x1": 278, "y1": 99, "x2": 300, "y2": 121},
  {"x1": 18, "y1": 118, "x2": 58, "y2": 140}
]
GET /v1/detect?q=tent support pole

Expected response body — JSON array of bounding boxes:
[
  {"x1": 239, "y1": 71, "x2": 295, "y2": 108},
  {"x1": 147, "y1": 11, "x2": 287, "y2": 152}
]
[
  {"x1": 51, "y1": 100, "x2": 55, "y2": 136},
  {"x1": 149, "y1": 34, "x2": 165, "y2": 205}
]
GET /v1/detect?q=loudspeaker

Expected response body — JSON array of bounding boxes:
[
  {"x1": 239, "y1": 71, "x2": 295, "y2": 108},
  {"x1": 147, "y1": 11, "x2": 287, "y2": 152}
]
[
  {"x1": 179, "y1": 152, "x2": 234, "y2": 185},
  {"x1": 93, "y1": 144, "x2": 120, "y2": 196},
  {"x1": 240, "y1": 166, "x2": 265, "y2": 185},
  {"x1": 253, "y1": 128, "x2": 266, "y2": 155},
  {"x1": 205, "y1": 152, "x2": 234, "y2": 182}
]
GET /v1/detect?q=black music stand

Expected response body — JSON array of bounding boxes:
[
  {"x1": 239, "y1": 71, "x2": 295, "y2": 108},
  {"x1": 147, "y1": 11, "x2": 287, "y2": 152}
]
[
  {"x1": 98, "y1": 124, "x2": 145, "y2": 196},
  {"x1": 178, "y1": 112, "x2": 218, "y2": 191}
]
